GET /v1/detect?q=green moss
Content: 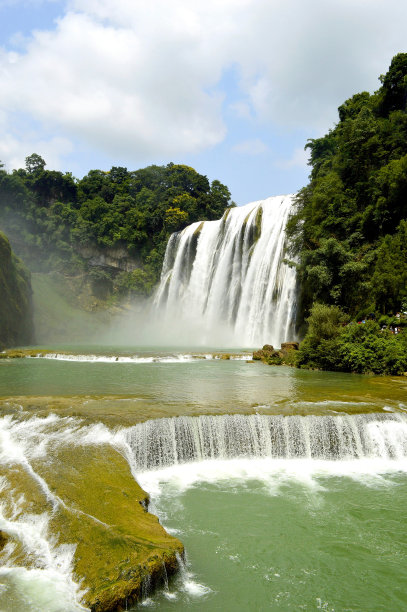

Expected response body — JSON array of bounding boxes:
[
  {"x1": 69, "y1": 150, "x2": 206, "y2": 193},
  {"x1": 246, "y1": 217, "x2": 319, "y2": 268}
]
[
  {"x1": 254, "y1": 206, "x2": 262, "y2": 243},
  {"x1": 193, "y1": 221, "x2": 204, "y2": 237},
  {"x1": 0, "y1": 348, "x2": 55, "y2": 359},
  {"x1": 223, "y1": 208, "x2": 232, "y2": 222},
  {"x1": 1, "y1": 438, "x2": 183, "y2": 611}
]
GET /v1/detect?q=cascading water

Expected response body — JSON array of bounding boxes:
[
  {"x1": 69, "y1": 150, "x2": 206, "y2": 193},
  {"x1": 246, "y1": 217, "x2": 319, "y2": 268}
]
[
  {"x1": 2, "y1": 410, "x2": 407, "y2": 610},
  {"x1": 125, "y1": 413, "x2": 407, "y2": 471},
  {"x1": 154, "y1": 195, "x2": 297, "y2": 347}
]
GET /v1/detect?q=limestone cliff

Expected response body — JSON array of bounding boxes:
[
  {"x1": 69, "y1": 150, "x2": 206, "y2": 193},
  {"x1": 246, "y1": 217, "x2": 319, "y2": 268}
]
[{"x1": 0, "y1": 231, "x2": 34, "y2": 348}]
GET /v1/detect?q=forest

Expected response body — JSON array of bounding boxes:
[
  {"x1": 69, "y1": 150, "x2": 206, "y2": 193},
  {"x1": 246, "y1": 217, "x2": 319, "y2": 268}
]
[
  {"x1": 0, "y1": 159, "x2": 233, "y2": 298},
  {"x1": 287, "y1": 52, "x2": 407, "y2": 322},
  {"x1": 287, "y1": 53, "x2": 407, "y2": 373}
]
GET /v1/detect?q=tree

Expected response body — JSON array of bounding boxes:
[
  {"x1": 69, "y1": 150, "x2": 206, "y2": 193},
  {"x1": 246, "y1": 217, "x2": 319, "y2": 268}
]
[
  {"x1": 378, "y1": 52, "x2": 407, "y2": 115},
  {"x1": 164, "y1": 207, "x2": 189, "y2": 232},
  {"x1": 25, "y1": 153, "x2": 46, "y2": 174}
]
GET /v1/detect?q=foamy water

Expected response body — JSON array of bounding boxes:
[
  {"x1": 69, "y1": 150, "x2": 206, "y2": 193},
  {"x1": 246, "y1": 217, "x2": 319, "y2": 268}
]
[
  {"x1": 29, "y1": 353, "x2": 251, "y2": 363},
  {"x1": 2, "y1": 412, "x2": 407, "y2": 610}
]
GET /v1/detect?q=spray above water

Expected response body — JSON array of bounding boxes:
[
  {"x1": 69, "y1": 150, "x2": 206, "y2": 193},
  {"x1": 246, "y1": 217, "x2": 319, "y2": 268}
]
[{"x1": 154, "y1": 195, "x2": 297, "y2": 347}]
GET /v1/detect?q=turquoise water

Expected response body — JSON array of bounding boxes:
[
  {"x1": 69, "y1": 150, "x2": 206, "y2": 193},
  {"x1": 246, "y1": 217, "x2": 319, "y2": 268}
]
[
  {"x1": 140, "y1": 472, "x2": 407, "y2": 611},
  {"x1": 1, "y1": 347, "x2": 406, "y2": 421},
  {"x1": 1, "y1": 348, "x2": 407, "y2": 611}
]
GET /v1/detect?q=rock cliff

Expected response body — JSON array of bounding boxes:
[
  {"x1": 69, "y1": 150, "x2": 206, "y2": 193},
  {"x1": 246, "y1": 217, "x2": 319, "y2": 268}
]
[{"x1": 0, "y1": 231, "x2": 34, "y2": 348}]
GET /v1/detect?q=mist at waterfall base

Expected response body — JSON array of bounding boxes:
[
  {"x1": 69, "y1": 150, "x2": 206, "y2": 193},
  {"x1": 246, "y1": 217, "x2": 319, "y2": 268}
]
[
  {"x1": 103, "y1": 194, "x2": 297, "y2": 348},
  {"x1": 2, "y1": 195, "x2": 407, "y2": 610}
]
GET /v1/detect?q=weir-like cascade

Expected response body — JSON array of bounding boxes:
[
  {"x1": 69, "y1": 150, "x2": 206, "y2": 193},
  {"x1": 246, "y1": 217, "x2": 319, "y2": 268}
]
[
  {"x1": 126, "y1": 413, "x2": 407, "y2": 471},
  {"x1": 154, "y1": 195, "x2": 297, "y2": 347},
  {"x1": 1, "y1": 409, "x2": 407, "y2": 610}
]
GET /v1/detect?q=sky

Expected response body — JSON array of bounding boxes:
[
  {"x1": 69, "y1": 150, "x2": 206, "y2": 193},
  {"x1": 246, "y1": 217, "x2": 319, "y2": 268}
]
[{"x1": 0, "y1": 0, "x2": 406, "y2": 205}]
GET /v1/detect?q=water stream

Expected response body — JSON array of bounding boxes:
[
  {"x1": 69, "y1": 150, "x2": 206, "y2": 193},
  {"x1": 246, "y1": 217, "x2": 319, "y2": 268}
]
[
  {"x1": 154, "y1": 196, "x2": 297, "y2": 347},
  {"x1": 1, "y1": 352, "x2": 407, "y2": 610}
]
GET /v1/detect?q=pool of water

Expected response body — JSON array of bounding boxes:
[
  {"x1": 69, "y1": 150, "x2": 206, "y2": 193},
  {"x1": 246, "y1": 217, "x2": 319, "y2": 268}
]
[
  {"x1": 137, "y1": 465, "x2": 407, "y2": 611},
  {"x1": 1, "y1": 346, "x2": 406, "y2": 611}
]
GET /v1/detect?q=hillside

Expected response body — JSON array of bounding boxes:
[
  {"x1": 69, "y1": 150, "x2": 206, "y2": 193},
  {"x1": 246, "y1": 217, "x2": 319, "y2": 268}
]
[
  {"x1": 0, "y1": 161, "x2": 234, "y2": 303},
  {"x1": 287, "y1": 53, "x2": 407, "y2": 325},
  {"x1": 0, "y1": 231, "x2": 33, "y2": 348}
]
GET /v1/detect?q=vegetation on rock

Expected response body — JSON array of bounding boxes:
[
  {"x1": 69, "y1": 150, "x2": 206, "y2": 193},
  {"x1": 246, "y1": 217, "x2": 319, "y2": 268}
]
[
  {"x1": 287, "y1": 53, "x2": 407, "y2": 326},
  {"x1": 297, "y1": 303, "x2": 407, "y2": 375},
  {"x1": 253, "y1": 343, "x2": 299, "y2": 366},
  {"x1": 0, "y1": 160, "x2": 234, "y2": 300},
  {"x1": 0, "y1": 231, "x2": 33, "y2": 348}
]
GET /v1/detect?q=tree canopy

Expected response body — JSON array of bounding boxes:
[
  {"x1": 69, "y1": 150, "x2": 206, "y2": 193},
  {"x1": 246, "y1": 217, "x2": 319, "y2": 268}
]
[
  {"x1": 287, "y1": 53, "x2": 407, "y2": 323},
  {"x1": 0, "y1": 160, "x2": 234, "y2": 297}
]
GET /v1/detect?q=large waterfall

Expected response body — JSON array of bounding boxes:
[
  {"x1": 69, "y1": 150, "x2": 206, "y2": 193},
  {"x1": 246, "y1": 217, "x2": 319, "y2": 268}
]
[{"x1": 154, "y1": 195, "x2": 297, "y2": 347}]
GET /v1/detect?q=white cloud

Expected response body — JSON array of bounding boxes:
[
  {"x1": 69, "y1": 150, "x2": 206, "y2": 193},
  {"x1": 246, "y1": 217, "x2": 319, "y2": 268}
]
[
  {"x1": 0, "y1": 0, "x2": 407, "y2": 170},
  {"x1": 232, "y1": 138, "x2": 269, "y2": 156},
  {"x1": 276, "y1": 147, "x2": 309, "y2": 170},
  {"x1": 0, "y1": 132, "x2": 73, "y2": 171}
]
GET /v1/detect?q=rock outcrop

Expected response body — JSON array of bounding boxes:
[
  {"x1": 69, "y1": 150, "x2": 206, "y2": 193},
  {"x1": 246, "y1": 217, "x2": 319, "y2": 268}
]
[
  {"x1": 0, "y1": 231, "x2": 34, "y2": 349},
  {"x1": 253, "y1": 342, "x2": 299, "y2": 366},
  {"x1": 3, "y1": 434, "x2": 184, "y2": 611}
]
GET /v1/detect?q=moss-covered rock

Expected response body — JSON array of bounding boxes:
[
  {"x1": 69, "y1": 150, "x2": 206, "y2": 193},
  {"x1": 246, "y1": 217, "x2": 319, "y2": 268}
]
[
  {"x1": 0, "y1": 530, "x2": 8, "y2": 551},
  {"x1": 0, "y1": 231, "x2": 34, "y2": 349},
  {"x1": 253, "y1": 343, "x2": 299, "y2": 366},
  {"x1": 2, "y1": 437, "x2": 184, "y2": 611}
]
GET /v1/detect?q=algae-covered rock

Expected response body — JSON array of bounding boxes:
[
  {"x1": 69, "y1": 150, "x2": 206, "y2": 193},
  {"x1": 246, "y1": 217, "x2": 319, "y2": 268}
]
[
  {"x1": 1, "y1": 434, "x2": 183, "y2": 612},
  {"x1": 0, "y1": 530, "x2": 8, "y2": 551},
  {"x1": 0, "y1": 231, "x2": 34, "y2": 348},
  {"x1": 253, "y1": 343, "x2": 298, "y2": 366},
  {"x1": 34, "y1": 443, "x2": 184, "y2": 611},
  {"x1": 253, "y1": 345, "x2": 275, "y2": 361},
  {"x1": 280, "y1": 342, "x2": 299, "y2": 352}
]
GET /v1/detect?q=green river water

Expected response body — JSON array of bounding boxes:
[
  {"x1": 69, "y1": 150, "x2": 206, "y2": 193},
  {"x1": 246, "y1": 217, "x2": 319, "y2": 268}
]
[{"x1": 1, "y1": 347, "x2": 407, "y2": 611}]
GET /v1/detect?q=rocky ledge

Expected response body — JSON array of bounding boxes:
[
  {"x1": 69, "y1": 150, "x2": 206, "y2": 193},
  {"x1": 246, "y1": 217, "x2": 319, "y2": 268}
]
[
  {"x1": 253, "y1": 342, "x2": 299, "y2": 366},
  {"x1": 2, "y1": 434, "x2": 183, "y2": 611}
]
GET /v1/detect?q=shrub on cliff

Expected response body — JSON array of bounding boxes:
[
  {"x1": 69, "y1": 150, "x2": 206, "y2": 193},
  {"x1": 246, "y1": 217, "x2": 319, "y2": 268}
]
[{"x1": 297, "y1": 303, "x2": 349, "y2": 371}]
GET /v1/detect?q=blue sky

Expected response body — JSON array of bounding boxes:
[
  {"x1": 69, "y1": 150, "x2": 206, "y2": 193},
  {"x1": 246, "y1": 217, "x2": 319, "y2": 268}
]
[{"x1": 0, "y1": 0, "x2": 406, "y2": 205}]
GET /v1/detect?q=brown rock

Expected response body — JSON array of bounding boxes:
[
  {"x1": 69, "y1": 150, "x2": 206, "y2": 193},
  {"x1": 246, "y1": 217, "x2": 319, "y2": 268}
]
[{"x1": 280, "y1": 342, "x2": 299, "y2": 352}]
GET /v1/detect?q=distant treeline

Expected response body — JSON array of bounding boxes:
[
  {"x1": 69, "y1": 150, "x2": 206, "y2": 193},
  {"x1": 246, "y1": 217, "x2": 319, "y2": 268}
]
[
  {"x1": 0, "y1": 160, "x2": 234, "y2": 296},
  {"x1": 287, "y1": 53, "x2": 407, "y2": 326}
]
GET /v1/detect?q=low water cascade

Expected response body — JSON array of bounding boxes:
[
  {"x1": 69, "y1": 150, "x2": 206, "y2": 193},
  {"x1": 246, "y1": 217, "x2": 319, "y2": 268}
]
[
  {"x1": 154, "y1": 195, "x2": 297, "y2": 347},
  {"x1": 2, "y1": 411, "x2": 407, "y2": 610},
  {"x1": 126, "y1": 413, "x2": 407, "y2": 471}
]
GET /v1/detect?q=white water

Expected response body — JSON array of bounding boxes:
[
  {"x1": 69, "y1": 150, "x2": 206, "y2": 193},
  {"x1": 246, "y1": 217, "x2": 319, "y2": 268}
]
[
  {"x1": 125, "y1": 413, "x2": 407, "y2": 471},
  {"x1": 29, "y1": 353, "x2": 251, "y2": 363},
  {"x1": 154, "y1": 195, "x2": 297, "y2": 347},
  {"x1": 2, "y1": 412, "x2": 407, "y2": 610}
]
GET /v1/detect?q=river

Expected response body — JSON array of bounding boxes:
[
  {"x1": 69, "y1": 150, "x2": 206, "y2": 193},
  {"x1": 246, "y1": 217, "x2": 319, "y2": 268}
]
[{"x1": 1, "y1": 346, "x2": 407, "y2": 611}]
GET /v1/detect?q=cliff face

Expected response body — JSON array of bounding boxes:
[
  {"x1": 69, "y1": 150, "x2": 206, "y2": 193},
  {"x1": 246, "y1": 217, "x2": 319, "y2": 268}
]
[
  {"x1": 77, "y1": 243, "x2": 141, "y2": 273},
  {"x1": 0, "y1": 231, "x2": 34, "y2": 348}
]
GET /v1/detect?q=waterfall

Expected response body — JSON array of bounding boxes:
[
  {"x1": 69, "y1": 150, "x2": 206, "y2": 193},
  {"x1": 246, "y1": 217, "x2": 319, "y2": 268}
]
[
  {"x1": 154, "y1": 195, "x2": 297, "y2": 347},
  {"x1": 126, "y1": 413, "x2": 407, "y2": 471}
]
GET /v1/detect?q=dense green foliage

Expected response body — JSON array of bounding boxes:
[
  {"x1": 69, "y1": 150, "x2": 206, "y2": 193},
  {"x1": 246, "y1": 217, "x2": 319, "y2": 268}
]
[
  {"x1": 297, "y1": 304, "x2": 407, "y2": 375},
  {"x1": 0, "y1": 231, "x2": 33, "y2": 348},
  {"x1": 0, "y1": 160, "x2": 233, "y2": 297},
  {"x1": 287, "y1": 53, "x2": 407, "y2": 323}
]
